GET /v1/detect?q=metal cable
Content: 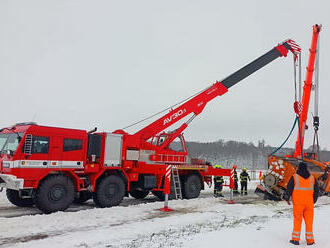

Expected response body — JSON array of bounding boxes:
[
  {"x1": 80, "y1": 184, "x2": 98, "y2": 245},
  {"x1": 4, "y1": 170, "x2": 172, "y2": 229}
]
[
  {"x1": 297, "y1": 117, "x2": 304, "y2": 160},
  {"x1": 293, "y1": 54, "x2": 298, "y2": 101},
  {"x1": 122, "y1": 85, "x2": 212, "y2": 130}
]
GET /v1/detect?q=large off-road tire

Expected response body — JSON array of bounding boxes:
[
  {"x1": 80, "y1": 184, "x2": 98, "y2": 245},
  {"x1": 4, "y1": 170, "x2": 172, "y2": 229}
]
[
  {"x1": 93, "y1": 175, "x2": 125, "y2": 208},
  {"x1": 35, "y1": 175, "x2": 74, "y2": 214},
  {"x1": 182, "y1": 174, "x2": 202, "y2": 199},
  {"x1": 73, "y1": 191, "x2": 92, "y2": 204},
  {"x1": 6, "y1": 189, "x2": 34, "y2": 207},
  {"x1": 129, "y1": 189, "x2": 149, "y2": 199}
]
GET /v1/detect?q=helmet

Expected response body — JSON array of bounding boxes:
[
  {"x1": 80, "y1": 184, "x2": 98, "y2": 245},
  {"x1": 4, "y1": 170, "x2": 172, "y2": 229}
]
[
  {"x1": 214, "y1": 164, "x2": 222, "y2": 169},
  {"x1": 233, "y1": 165, "x2": 237, "y2": 169},
  {"x1": 243, "y1": 167, "x2": 247, "y2": 171}
]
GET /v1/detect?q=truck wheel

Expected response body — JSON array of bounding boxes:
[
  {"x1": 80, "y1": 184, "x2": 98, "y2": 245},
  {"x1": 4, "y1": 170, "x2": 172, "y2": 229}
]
[
  {"x1": 130, "y1": 189, "x2": 149, "y2": 199},
  {"x1": 93, "y1": 175, "x2": 125, "y2": 208},
  {"x1": 73, "y1": 191, "x2": 92, "y2": 204},
  {"x1": 35, "y1": 175, "x2": 74, "y2": 214},
  {"x1": 6, "y1": 189, "x2": 34, "y2": 207},
  {"x1": 182, "y1": 174, "x2": 202, "y2": 199}
]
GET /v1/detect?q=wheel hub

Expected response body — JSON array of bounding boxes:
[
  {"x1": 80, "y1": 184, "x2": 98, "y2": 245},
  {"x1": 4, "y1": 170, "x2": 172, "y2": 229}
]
[
  {"x1": 105, "y1": 183, "x2": 118, "y2": 198},
  {"x1": 49, "y1": 186, "x2": 66, "y2": 202}
]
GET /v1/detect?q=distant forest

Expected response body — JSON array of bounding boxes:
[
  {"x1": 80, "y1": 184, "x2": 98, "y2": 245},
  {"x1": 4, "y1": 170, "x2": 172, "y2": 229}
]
[{"x1": 185, "y1": 140, "x2": 330, "y2": 170}]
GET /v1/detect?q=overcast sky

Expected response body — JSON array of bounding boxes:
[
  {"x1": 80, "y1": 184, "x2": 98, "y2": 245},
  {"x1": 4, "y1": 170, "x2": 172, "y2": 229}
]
[{"x1": 1, "y1": 0, "x2": 329, "y2": 150}]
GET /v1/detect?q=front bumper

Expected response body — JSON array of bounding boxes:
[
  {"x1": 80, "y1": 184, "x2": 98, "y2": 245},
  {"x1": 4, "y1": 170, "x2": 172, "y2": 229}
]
[{"x1": 0, "y1": 174, "x2": 24, "y2": 190}]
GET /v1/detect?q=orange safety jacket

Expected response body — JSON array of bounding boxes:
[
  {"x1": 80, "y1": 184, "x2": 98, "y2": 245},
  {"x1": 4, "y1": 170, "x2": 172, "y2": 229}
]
[{"x1": 292, "y1": 174, "x2": 315, "y2": 205}]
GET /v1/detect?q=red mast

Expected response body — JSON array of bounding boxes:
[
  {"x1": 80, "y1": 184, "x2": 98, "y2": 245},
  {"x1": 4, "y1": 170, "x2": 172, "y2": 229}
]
[{"x1": 293, "y1": 24, "x2": 321, "y2": 158}]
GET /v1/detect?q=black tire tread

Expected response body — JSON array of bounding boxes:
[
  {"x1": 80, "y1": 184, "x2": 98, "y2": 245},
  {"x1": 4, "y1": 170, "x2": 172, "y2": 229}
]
[
  {"x1": 93, "y1": 175, "x2": 125, "y2": 208},
  {"x1": 35, "y1": 175, "x2": 74, "y2": 214},
  {"x1": 6, "y1": 189, "x2": 34, "y2": 207},
  {"x1": 182, "y1": 174, "x2": 202, "y2": 199}
]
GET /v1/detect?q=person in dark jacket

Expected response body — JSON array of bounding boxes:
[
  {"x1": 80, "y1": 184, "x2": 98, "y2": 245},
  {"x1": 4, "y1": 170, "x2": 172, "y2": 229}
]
[
  {"x1": 283, "y1": 162, "x2": 319, "y2": 246},
  {"x1": 213, "y1": 164, "x2": 224, "y2": 197},
  {"x1": 240, "y1": 168, "x2": 250, "y2": 195}
]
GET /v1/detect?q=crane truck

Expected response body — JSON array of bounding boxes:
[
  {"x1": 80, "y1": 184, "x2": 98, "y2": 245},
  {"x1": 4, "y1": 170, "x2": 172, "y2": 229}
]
[
  {"x1": 0, "y1": 38, "x2": 300, "y2": 213},
  {"x1": 256, "y1": 25, "x2": 330, "y2": 200}
]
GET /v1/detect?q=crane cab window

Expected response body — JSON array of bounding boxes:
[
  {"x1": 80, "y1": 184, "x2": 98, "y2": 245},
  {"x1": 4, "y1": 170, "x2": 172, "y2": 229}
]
[
  {"x1": 32, "y1": 136, "x2": 49, "y2": 154},
  {"x1": 63, "y1": 139, "x2": 83, "y2": 152}
]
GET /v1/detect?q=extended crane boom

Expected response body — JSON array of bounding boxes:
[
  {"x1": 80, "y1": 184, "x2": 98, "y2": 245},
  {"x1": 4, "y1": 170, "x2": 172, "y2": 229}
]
[
  {"x1": 133, "y1": 40, "x2": 301, "y2": 144},
  {"x1": 293, "y1": 24, "x2": 321, "y2": 158}
]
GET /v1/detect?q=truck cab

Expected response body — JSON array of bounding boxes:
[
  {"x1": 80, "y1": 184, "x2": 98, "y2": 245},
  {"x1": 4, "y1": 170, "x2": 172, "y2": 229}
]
[
  {"x1": 0, "y1": 123, "x2": 95, "y2": 213},
  {"x1": 0, "y1": 123, "x2": 88, "y2": 190}
]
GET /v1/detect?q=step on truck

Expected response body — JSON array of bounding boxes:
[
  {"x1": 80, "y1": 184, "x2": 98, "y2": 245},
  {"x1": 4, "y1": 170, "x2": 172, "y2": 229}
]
[{"x1": 0, "y1": 38, "x2": 300, "y2": 213}]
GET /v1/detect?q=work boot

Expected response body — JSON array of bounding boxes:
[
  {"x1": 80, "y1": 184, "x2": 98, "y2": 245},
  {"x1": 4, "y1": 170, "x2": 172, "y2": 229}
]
[
  {"x1": 307, "y1": 242, "x2": 315, "y2": 246},
  {"x1": 289, "y1": 240, "x2": 299, "y2": 245}
]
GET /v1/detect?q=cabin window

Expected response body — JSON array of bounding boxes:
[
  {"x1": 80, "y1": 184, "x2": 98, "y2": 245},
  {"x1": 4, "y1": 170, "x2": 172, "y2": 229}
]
[
  {"x1": 63, "y1": 139, "x2": 83, "y2": 152},
  {"x1": 32, "y1": 136, "x2": 49, "y2": 154}
]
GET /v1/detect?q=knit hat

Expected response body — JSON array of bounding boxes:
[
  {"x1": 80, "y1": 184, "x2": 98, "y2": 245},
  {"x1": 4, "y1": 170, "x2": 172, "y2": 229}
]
[{"x1": 298, "y1": 162, "x2": 307, "y2": 170}]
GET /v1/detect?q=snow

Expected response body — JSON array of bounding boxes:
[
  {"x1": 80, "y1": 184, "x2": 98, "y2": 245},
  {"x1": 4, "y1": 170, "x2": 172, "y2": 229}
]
[{"x1": 0, "y1": 181, "x2": 329, "y2": 248}]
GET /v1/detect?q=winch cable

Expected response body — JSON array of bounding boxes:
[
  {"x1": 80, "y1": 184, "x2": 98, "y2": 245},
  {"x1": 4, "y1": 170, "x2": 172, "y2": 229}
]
[
  {"x1": 294, "y1": 53, "x2": 298, "y2": 102},
  {"x1": 295, "y1": 53, "x2": 304, "y2": 160},
  {"x1": 271, "y1": 53, "x2": 303, "y2": 157},
  {"x1": 122, "y1": 85, "x2": 211, "y2": 130},
  {"x1": 297, "y1": 115, "x2": 304, "y2": 160},
  {"x1": 312, "y1": 34, "x2": 321, "y2": 159}
]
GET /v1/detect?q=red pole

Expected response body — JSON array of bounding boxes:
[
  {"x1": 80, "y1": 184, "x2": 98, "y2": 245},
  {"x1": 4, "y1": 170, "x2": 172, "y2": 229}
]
[
  {"x1": 228, "y1": 169, "x2": 235, "y2": 204},
  {"x1": 160, "y1": 164, "x2": 174, "y2": 212}
]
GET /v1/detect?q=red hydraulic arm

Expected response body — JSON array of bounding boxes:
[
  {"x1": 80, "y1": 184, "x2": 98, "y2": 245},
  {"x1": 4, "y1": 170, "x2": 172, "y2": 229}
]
[
  {"x1": 133, "y1": 40, "x2": 301, "y2": 144},
  {"x1": 293, "y1": 24, "x2": 321, "y2": 158}
]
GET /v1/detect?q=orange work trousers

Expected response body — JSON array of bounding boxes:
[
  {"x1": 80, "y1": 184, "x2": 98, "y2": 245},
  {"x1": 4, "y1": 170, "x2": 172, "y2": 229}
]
[{"x1": 292, "y1": 203, "x2": 314, "y2": 244}]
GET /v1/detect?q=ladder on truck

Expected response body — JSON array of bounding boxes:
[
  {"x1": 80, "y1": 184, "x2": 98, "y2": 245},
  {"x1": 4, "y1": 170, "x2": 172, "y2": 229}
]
[{"x1": 172, "y1": 166, "x2": 182, "y2": 199}]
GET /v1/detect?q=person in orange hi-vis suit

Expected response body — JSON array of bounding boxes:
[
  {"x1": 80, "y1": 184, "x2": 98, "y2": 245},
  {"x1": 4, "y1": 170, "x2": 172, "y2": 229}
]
[{"x1": 283, "y1": 162, "x2": 319, "y2": 246}]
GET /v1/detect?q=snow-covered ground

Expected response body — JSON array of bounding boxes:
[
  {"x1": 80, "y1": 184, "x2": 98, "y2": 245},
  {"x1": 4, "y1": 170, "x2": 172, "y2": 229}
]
[{"x1": 0, "y1": 181, "x2": 329, "y2": 248}]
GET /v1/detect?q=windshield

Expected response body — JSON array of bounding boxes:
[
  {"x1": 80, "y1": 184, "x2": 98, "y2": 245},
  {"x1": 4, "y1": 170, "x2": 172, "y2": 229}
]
[{"x1": 0, "y1": 132, "x2": 24, "y2": 155}]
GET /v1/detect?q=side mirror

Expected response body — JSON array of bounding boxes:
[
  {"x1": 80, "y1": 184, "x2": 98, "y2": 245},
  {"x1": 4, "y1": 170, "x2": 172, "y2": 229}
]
[{"x1": 23, "y1": 134, "x2": 33, "y2": 155}]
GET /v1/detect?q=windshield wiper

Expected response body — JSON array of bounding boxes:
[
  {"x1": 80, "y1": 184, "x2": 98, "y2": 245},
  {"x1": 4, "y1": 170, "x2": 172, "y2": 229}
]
[{"x1": 16, "y1": 132, "x2": 22, "y2": 142}]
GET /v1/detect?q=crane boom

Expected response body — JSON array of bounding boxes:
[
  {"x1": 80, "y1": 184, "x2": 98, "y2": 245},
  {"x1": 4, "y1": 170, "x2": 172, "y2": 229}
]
[
  {"x1": 293, "y1": 24, "x2": 321, "y2": 158},
  {"x1": 134, "y1": 40, "x2": 301, "y2": 142}
]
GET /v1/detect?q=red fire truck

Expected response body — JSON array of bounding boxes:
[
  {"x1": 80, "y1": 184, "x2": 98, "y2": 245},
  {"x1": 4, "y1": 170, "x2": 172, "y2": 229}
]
[{"x1": 0, "y1": 39, "x2": 300, "y2": 213}]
